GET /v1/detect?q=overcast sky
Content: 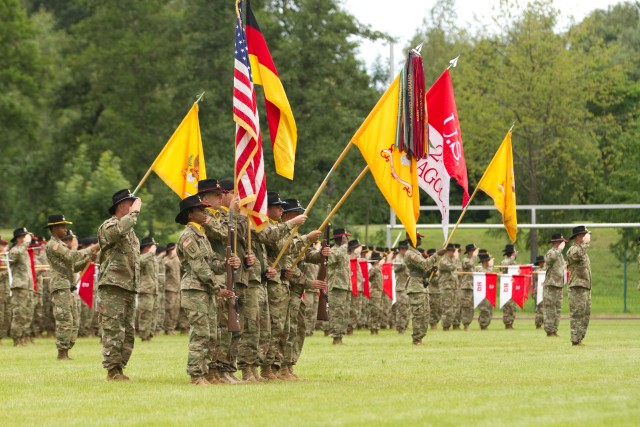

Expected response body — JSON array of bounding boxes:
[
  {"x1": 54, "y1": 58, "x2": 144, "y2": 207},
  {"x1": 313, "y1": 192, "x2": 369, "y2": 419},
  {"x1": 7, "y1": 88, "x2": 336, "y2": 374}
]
[{"x1": 342, "y1": 0, "x2": 627, "y2": 73}]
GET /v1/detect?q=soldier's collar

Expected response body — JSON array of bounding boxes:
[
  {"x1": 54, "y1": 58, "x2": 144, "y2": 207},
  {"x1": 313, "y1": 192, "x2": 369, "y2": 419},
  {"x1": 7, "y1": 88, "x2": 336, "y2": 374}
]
[
  {"x1": 219, "y1": 205, "x2": 229, "y2": 213},
  {"x1": 205, "y1": 207, "x2": 221, "y2": 219},
  {"x1": 187, "y1": 222, "x2": 204, "y2": 235}
]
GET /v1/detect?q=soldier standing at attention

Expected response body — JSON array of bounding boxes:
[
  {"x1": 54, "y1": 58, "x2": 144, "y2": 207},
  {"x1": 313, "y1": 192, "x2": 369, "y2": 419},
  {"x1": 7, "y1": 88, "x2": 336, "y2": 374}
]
[
  {"x1": 426, "y1": 249, "x2": 441, "y2": 330},
  {"x1": 327, "y1": 228, "x2": 351, "y2": 344},
  {"x1": 31, "y1": 240, "x2": 46, "y2": 339},
  {"x1": 8, "y1": 227, "x2": 34, "y2": 346},
  {"x1": 439, "y1": 244, "x2": 459, "y2": 331},
  {"x1": 175, "y1": 195, "x2": 239, "y2": 385},
  {"x1": 155, "y1": 245, "x2": 166, "y2": 335},
  {"x1": 96, "y1": 189, "x2": 141, "y2": 381},
  {"x1": 163, "y1": 243, "x2": 180, "y2": 335},
  {"x1": 394, "y1": 241, "x2": 410, "y2": 334},
  {"x1": 460, "y1": 244, "x2": 479, "y2": 331},
  {"x1": 137, "y1": 237, "x2": 158, "y2": 342},
  {"x1": 367, "y1": 251, "x2": 383, "y2": 334},
  {"x1": 45, "y1": 215, "x2": 98, "y2": 359},
  {"x1": 0, "y1": 238, "x2": 10, "y2": 345},
  {"x1": 500, "y1": 244, "x2": 518, "y2": 329},
  {"x1": 475, "y1": 253, "x2": 495, "y2": 330},
  {"x1": 533, "y1": 255, "x2": 546, "y2": 329},
  {"x1": 543, "y1": 234, "x2": 567, "y2": 337},
  {"x1": 567, "y1": 226, "x2": 592, "y2": 346}
]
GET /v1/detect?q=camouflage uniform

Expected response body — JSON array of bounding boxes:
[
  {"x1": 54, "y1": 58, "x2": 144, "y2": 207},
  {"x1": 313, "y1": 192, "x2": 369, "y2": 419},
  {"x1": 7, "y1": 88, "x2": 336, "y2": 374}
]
[
  {"x1": 543, "y1": 248, "x2": 565, "y2": 335},
  {"x1": 155, "y1": 253, "x2": 165, "y2": 333},
  {"x1": 368, "y1": 262, "x2": 382, "y2": 332},
  {"x1": 404, "y1": 247, "x2": 438, "y2": 342},
  {"x1": 46, "y1": 236, "x2": 94, "y2": 351},
  {"x1": 460, "y1": 255, "x2": 477, "y2": 328},
  {"x1": 348, "y1": 253, "x2": 363, "y2": 333},
  {"x1": 177, "y1": 223, "x2": 225, "y2": 379},
  {"x1": 137, "y1": 251, "x2": 158, "y2": 340},
  {"x1": 475, "y1": 264, "x2": 494, "y2": 329},
  {"x1": 328, "y1": 243, "x2": 350, "y2": 339},
  {"x1": 0, "y1": 258, "x2": 11, "y2": 342},
  {"x1": 9, "y1": 241, "x2": 34, "y2": 341},
  {"x1": 163, "y1": 253, "x2": 181, "y2": 334},
  {"x1": 501, "y1": 255, "x2": 518, "y2": 327},
  {"x1": 567, "y1": 241, "x2": 591, "y2": 345},
  {"x1": 394, "y1": 258, "x2": 410, "y2": 333},
  {"x1": 96, "y1": 211, "x2": 140, "y2": 373},
  {"x1": 534, "y1": 265, "x2": 546, "y2": 329},
  {"x1": 32, "y1": 249, "x2": 48, "y2": 336},
  {"x1": 438, "y1": 255, "x2": 458, "y2": 330},
  {"x1": 428, "y1": 273, "x2": 441, "y2": 328},
  {"x1": 304, "y1": 272, "x2": 319, "y2": 337},
  {"x1": 452, "y1": 258, "x2": 462, "y2": 329}
]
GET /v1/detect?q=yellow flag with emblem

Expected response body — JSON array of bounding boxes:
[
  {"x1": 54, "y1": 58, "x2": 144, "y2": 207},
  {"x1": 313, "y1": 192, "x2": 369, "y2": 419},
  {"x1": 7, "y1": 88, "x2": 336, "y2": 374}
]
[
  {"x1": 151, "y1": 103, "x2": 206, "y2": 199},
  {"x1": 476, "y1": 130, "x2": 517, "y2": 242},
  {"x1": 351, "y1": 74, "x2": 420, "y2": 246}
]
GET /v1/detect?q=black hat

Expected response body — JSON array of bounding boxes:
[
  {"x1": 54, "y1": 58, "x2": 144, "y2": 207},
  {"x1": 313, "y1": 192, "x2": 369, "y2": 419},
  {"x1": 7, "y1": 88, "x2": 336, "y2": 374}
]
[
  {"x1": 140, "y1": 236, "x2": 157, "y2": 248},
  {"x1": 197, "y1": 178, "x2": 223, "y2": 195},
  {"x1": 465, "y1": 243, "x2": 478, "y2": 253},
  {"x1": 281, "y1": 198, "x2": 305, "y2": 214},
  {"x1": 375, "y1": 246, "x2": 385, "y2": 252},
  {"x1": 219, "y1": 178, "x2": 234, "y2": 192},
  {"x1": 570, "y1": 225, "x2": 590, "y2": 240},
  {"x1": 10, "y1": 227, "x2": 30, "y2": 243},
  {"x1": 427, "y1": 248, "x2": 436, "y2": 256},
  {"x1": 361, "y1": 246, "x2": 371, "y2": 253},
  {"x1": 109, "y1": 189, "x2": 139, "y2": 215},
  {"x1": 478, "y1": 248, "x2": 488, "y2": 254},
  {"x1": 445, "y1": 243, "x2": 456, "y2": 251},
  {"x1": 43, "y1": 214, "x2": 73, "y2": 230},
  {"x1": 156, "y1": 245, "x2": 167, "y2": 254},
  {"x1": 267, "y1": 191, "x2": 283, "y2": 206},
  {"x1": 369, "y1": 251, "x2": 383, "y2": 262},
  {"x1": 166, "y1": 242, "x2": 176, "y2": 251},
  {"x1": 479, "y1": 253, "x2": 491, "y2": 263},
  {"x1": 534, "y1": 255, "x2": 545, "y2": 266},
  {"x1": 368, "y1": 245, "x2": 374, "y2": 251},
  {"x1": 175, "y1": 195, "x2": 212, "y2": 225},
  {"x1": 453, "y1": 243, "x2": 461, "y2": 249},
  {"x1": 61, "y1": 229, "x2": 76, "y2": 241},
  {"x1": 333, "y1": 228, "x2": 352, "y2": 239},
  {"x1": 348, "y1": 239, "x2": 361, "y2": 250},
  {"x1": 550, "y1": 233, "x2": 568, "y2": 243},
  {"x1": 398, "y1": 240, "x2": 409, "y2": 249},
  {"x1": 503, "y1": 244, "x2": 515, "y2": 255}
]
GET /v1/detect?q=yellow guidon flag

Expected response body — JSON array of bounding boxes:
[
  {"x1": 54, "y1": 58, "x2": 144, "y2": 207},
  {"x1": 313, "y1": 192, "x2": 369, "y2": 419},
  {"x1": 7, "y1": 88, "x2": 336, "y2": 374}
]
[
  {"x1": 476, "y1": 129, "x2": 518, "y2": 242},
  {"x1": 151, "y1": 103, "x2": 206, "y2": 199},
  {"x1": 351, "y1": 74, "x2": 421, "y2": 246}
]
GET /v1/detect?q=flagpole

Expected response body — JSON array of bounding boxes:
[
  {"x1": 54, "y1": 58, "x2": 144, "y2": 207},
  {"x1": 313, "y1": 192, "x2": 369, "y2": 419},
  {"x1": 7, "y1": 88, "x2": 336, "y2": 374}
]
[
  {"x1": 270, "y1": 141, "x2": 355, "y2": 268},
  {"x1": 132, "y1": 167, "x2": 153, "y2": 196}
]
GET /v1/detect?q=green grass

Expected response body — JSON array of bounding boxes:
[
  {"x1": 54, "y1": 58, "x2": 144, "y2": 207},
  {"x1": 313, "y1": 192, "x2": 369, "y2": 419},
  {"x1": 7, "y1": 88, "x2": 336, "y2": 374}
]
[{"x1": 2, "y1": 321, "x2": 640, "y2": 426}]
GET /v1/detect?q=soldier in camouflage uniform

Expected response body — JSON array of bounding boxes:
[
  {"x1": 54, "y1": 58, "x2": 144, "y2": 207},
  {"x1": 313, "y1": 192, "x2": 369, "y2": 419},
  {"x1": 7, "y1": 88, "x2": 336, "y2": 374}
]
[
  {"x1": 404, "y1": 233, "x2": 440, "y2": 345},
  {"x1": 328, "y1": 228, "x2": 351, "y2": 344},
  {"x1": 439, "y1": 244, "x2": 458, "y2": 331},
  {"x1": 0, "y1": 238, "x2": 11, "y2": 345},
  {"x1": 31, "y1": 241, "x2": 47, "y2": 338},
  {"x1": 45, "y1": 215, "x2": 98, "y2": 359},
  {"x1": 475, "y1": 253, "x2": 494, "y2": 329},
  {"x1": 426, "y1": 249, "x2": 441, "y2": 330},
  {"x1": 500, "y1": 244, "x2": 518, "y2": 329},
  {"x1": 8, "y1": 227, "x2": 35, "y2": 346},
  {"x1": 96, "y1": 189, "x2": 141, "y2": 381},
  {"x1": 367, "y1": 251, "x2": 383, "y2": 334},
  {"x1": 533, "y1": 255, "x2": 546, "y2": 329},
  {"x1": 566, "y1": 226, "x2": 592, "y2": 346},
  {"x1": 155, "y1": 246, "x2": 166, "y2": 334},
  {"x1": 460, "y1": 244, "x2": 479, "y2": 331},
  {"x1": 394, "y1": 241, "x2": 410, "y2": 333},
  {"x1": 175, "y1": 195, "x2": 238, "y2": 385},
  {"x1": 543, "y1": 234, "x2": 567, "y2": 337},
  {"x1": 137, "y1": 236, "x2": 158, "y2": 342},
  {"x1": 164, "y1": 242, "x2": 180, "y2": 334},
  {"x1": 451, "y1": 243, "x2": 463, "y2": 330}
]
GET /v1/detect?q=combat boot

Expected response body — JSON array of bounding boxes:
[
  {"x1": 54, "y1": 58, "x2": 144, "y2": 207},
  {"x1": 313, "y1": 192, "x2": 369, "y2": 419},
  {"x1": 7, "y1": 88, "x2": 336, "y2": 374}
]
[
  {"x1": 241, "y1": 367, "x2": 258, "y2": 382},
  {"x1": 117, "y1": 368, "x2": 130, "y2": 380},
  {"x1": 106, "y1": 369, "x2": 125, "y2": 381},
  {"x1": 505, "y1": 325, "x2": 514, "y2": 330},
  {"x1": 13, "y1": 337, "x2": 20, "y2": 347},
  {"x1": 323, "y1": 330, "x2": 330, "y2": 336},
  {"x1": 224, "y1": 371, "x2": 241, "y2": 384},
  {"x1": 288, "y1": 366, "x2": 306, "y2": 381},
  {"x1": 260, "y1": 365, "x2": 278, "y2": 380},
  {"x1": 251, "y1": 365, "x2": 266, "y2": 382},
  {"x1": 412, "y1": 339, "x2": 423, "y2": 345},
  {"x1": 463, "y1": 325, "x2": 469, "y2": 331},
  {"x1": 57, "y1": 349, "x2": 72, "y2": 360},
  {"x1": 205, "y1": 370, "x2": 221, "y2": 384},
  {"x1": 275, "y1": 366, "x2": 293, "y2": 380},
  {"x1": 452, "y1": 325, "x2": 461, "y2": 330},
  {"x1": 332, "y1": 337, "x2": 343, "y2": 345},
  {"x1": 190, "y1": 376, "x2": 210, "y2": 386}
]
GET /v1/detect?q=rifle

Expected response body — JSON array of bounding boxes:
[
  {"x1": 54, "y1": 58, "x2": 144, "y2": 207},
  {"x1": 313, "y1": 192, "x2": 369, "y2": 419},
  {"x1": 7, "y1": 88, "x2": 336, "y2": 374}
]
[
  {"x1": 316, "y1": 220, "x2": 330, "y2": 321},
  {"x1": 226, "y1": 223, "x2": 241, "y2": 332}
]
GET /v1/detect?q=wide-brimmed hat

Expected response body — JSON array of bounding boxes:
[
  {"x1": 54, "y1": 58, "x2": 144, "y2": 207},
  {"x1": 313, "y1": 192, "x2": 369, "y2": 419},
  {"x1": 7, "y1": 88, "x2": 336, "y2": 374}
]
[
  {"x1": 534, "y1": 255, "x2": 545, "y2": 266},
  {"x1": 369, "y1": 251, "x2": 383, "y2": 262},
  {"x1": 479, "y1": 253, "x2": 491, "y2": 263},
  {"x1": 197, "y1": 178, "x2": 223, "y2": 195},
  {"x1": 333, "y1": 228, "x2": 352, "y2": 239},
  {"x1": 109, "y1": 189, "x2": 139, "y2": 215},
  {"x1": 478, "y1": 248, "x2": 488, "y2": 255},
  {"x1": 219, "y1": 178, "x2": 234, "y2": 193},
  {"x1": 267, "y1": 191, "x2": 283, "y2": 206},
  {"x1": 175, "y1": 195, "x2": 212, "y2": 225},
  {"x1": 550, "y1": 233, "x2": 568, "y2": 243},
  {"x1": 503, "y1": 244, "x2": 515, "y2": 255},
  {"x1": 453, "y1": 243, "x2": 461, "y2": 249},
  {"x1": 166, "y1": 242, "x2": 176, "y2": 251},
  {"x1": 43, "y1": 214, "x2": 73, "y2": 230},
  {"x1": 10, "y1": 227, "x2": 30, "y2": 243},
  {"x1": 465, "y1": 243, "x2": 478, "y2": 253},
  {"x1": 445, "y1": 243, "x2": 456, "y2": 251},
  {"x1": 375, "y1": 246, "x2": 385, "y2": 252},
  {"x1": 398, "y1": 240, "x2": 409, "y2": 249},
  {"x1": 347, "y1": 239, "x2": 361, "y2": 250},
  {"x1": 156, "y1": 245, "x2": 166, "y2": 254},
  {"x1": 281, "y1": 198, "x2": 305, "y2": 214},
  {"x1": 427, "y1": 248, "x2": 436, "y2": 256},
  {"x1": 140, "y1": 236, "x2": 157, "y2": 248},
  {"x1": 570, "y1": 225, "x2": 591, "y2": 240}
]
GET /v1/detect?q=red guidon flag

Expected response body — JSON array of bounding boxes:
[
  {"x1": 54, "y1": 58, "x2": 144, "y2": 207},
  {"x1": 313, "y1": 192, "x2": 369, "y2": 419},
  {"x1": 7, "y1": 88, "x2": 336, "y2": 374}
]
[
  {"x1": 28, "y1": 248, "x2": 37, "y2": 292},
  {"x1": 78, "y1": 263, "x2": 96, "y2": 308},
  {"x1": 246, "y1": 0, "x2": 297, "y2": 180},
  {"x1": 359, "y1": 259, "x2": 370, "y2": 299},
  {"x1": 349, "y1": 258, "x2": 358, "y2": 297},
  {"x1": 381, "y1": 262, "x2": 396, "y2": 303},
  {"x1": 511, "y1": 275, "x2": 527, "y2": 309},
  {"x1": 473, "y1": 272, "x2": 497, "y2": 308}
]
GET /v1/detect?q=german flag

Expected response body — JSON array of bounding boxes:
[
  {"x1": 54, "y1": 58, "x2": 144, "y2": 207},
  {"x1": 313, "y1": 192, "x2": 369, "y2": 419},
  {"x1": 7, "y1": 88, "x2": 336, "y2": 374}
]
[{"x1": 246, "y1": 0, "x2": 297, "y2": 180}]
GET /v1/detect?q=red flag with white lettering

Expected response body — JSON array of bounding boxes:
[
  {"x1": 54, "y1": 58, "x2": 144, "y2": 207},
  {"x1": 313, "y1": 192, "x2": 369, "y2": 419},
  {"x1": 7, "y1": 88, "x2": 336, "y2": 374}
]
[
  {"x1": 349, "y1": 258, "x2": 358, "y2": 297},
  {"x1": 381, "y1": 262, "x2": 396, "y2": 303},
  {"x1": 473, "y1": 272, "x2": 498, "y2": 308},
  {"x1": 27, "y1": 248, "x2": 37, "y2": 292},
  {"x1": 78, "y1": 263, "x2": 96, "y2": 308},
  {"x1": 358, "y1": 259, "x2": 370, "y2": 299},
  {"x1": 511, "y1": 275, "x2": 527, "y2": 309}
]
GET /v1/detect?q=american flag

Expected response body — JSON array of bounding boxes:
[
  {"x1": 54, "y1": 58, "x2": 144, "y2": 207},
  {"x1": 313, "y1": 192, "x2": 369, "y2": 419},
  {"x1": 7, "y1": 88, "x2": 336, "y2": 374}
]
[{"x1": 233, "y1": 1, "x2": 267, "y2": 229}]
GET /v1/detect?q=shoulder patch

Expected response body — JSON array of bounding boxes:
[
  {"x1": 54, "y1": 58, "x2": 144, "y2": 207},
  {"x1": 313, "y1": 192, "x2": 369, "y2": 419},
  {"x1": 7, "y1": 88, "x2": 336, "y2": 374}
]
[
  {"x1": 53, "y1": 243, "x2": 60, "y2": 252},
  {"x1": 183, "y1": 238, "x2": 192, "y2": 249}
]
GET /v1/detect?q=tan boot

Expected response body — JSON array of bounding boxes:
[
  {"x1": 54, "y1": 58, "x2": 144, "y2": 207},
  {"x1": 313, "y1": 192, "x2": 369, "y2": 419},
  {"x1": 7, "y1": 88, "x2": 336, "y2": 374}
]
[
  {"x1": 205, "y1": 370, "x2": 221, "y2": 384},
  {"x1": 190, "y1": 376, "x2": 210, "y2": 385},
  {"x1": 251, "y1": 365, "x2": 266, "y2": 382},
  {"x1": 452, "y1": 325, "x2": 460, "y2": 330},
  {"x1": 412, "y1": 339, "x2": 423, "y2": 345},
  {"x1": 463, "y1": 325, "x2": 469, "y2": 331},
  {"x1": 241, "y1": 367, "x2": 258, "y2": 382},
  {"x1": 332, "y1": 337, "x2": 342, "y2": 345},
  {"x1": 260, "y1": 365, "x2": 278, "y2": 380},
  {"x1": 222, "y1": 371, "x2": 241, "y2": 384},
  {"x1": 13, "y1": 338, "x2": 20, "y2": 347},
  {"x1": 57, "y1": 349, "x2": 72, "y2": 360},
  {"x1": 323, "y1": 330, "x2": 330, "y2": 336},
  {"x1": 288, "y1": 365, "x2": 305, "y2": 381},
  {"x1": 276, "y1": 366, "x2": 292, "y2": 380},
  {"x1": 117, "y1": 368, "x2": 130, "y2": 380},
  {"x1": 430, "y1": 324, "x2": 437, "y2": 331},
  {"x1": 106, "y1": 369, "x2": 125, "y2": 381}
]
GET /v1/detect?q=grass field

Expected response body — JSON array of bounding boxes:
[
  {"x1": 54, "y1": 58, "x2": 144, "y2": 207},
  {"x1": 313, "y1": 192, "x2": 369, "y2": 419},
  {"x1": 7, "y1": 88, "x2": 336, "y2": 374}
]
[{"x1": 1, "y1": 320, "x2": 640, "y2": 427}]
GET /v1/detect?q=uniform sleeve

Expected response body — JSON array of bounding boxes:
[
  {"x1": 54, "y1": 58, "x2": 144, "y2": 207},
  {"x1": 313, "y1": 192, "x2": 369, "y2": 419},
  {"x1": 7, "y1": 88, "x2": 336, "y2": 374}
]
[
  {"x1": 100, "y1": 212, "x2": 139, "y2": 245},
  {"x1": 304, "y1": 247, "x2": 322, "y2": 264},
  {"x1": 253, "y1": 222, "x2": 291, "y2": 244},
  {"x1": 208, "y1": 255, "x2": 226, "y2": 276},
  {"x1": 567, "y1": 244, "x2": 588, "y2": 263},
  {"x1": 203, "y1": 216, "x2": 227, "y2": 242},
  {"x1": 183, "y1": 240, "x2": 219, "y2": 292},
  {"x1": 9, "y1": 244, "x2": 27, "y2": 263},
  {"x1": 462, "y1": 256, "x2": 476, "y2": 270},
  {"x1": 72, "y1": 247, "x2": 95, "y2": 272},
  {"x1": 328, "y1": 245, "x2": 347, "y2": 267},
  {"x1": 438, "y1": 257, "x2": 456, "y2": 272}
]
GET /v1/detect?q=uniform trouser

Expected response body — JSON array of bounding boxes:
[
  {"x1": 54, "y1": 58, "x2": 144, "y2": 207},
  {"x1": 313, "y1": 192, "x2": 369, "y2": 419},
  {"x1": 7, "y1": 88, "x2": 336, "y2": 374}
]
[
  {"x1": 369, "y1": 297, "x2": 382, "y2": 331},
  {"x1": 154, "y1": 291, "x2": 164, "y2": 332},
  {"x1": 78, "y1": 299, "x2": 93, "y2": 337},
  {"x1": 265, "y1": 282, "x2": 289, "y2": 368},
  {"x1": 97, "y1": 285, "x2": 136, "y2": 371},
  {"x1": 137, "y1": 293, "x2": 155, "y2": 340},
  {"x1": 42, "y1": 282, "x2": 56, "y2": 335},
  {"x1": 237, "y1": 283, "x2": 260, "y2": 369},
  {"x1": 478, "y1": 299, "x2": 493, "y2": 329},
  {"x1": 10, "y1": 288, "x2": 30, "y2": 339},
  {"x1": 284, "y1": 284, "x2": 306, "y2": 367},
  {"x1": 164, "y1": 291, "x2": 180, "y2": 332},
  {"x1": 569, "y1": 286, "x2": 591, "y2": 344},
  {"x1": 534, "y1": 302, "x2": 544, "y2": 328},
  {"x1": 440, "y1": 289, "x2": 455, "y2": 329},
  {"x1": 382, "y1": 295, "x2": 393, "y2": 328},
  {"x1": 459, "y1": 289, "x2": 474, "y2": 327},
  {"x1": 395, "y1": 291, "x2": 410, "y2": 332},
  {"x1": 348, "y1": 292, "x2": 358, "y2": 332},
  {"x1": 502, "y1": 300, "x2": 517, "y2": 327},
  {"x1": 0, "y1": 293, "x2": 10, "y2": 339},
  {"x1": 452, "y1": 287, "x2": 462, "y2": 327},
  {"x1": 329, "y1": 288, "x2": 350, "y2": 338},
  {"x1": 51, "y1": 288, "x2": 77, "y2": 351},
  {"x1": 181, "y1": 289, "x2": 216, "y2": 377},
  {"x1": 428, "y1": 292, "x2": 441, "y2": 326},
  {"x1": 357, "y1": 292, "x2": 367, "y2": 328},
  {"x1": 543, "y1": 286, "x2": 563, "y2": 334},
  {"x1": 257, "y1": 285, "x2": 271, "y2": 366},
  {"x1": 304, "y1": 290, "x2": 319, "y2": 335},
  {"x1": 408, "y1": 292, "x2": 427, "y2": 341},
  {"x1": 177, "y1": 308, "x2": 189, "y2": 332},
  {"x1": 71, "y1": 293, "x2": 81, "y2": 346},
  {"x1": 32, "y1": 292, "x2": 43, "y2": 335},
  {"x1": 215, "y1": 295, "x2": 240, "y2": 372}
]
